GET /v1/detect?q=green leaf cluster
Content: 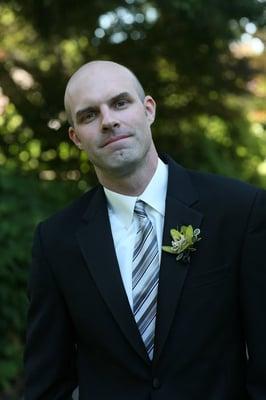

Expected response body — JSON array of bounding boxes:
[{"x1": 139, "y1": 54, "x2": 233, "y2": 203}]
[
  {"x1": 163, "y1": 225, "x2": 201, "y2": 256},
  {"x1": 0, "y1": 169, "x2": 81, "y2": 396},
  {"x1": 0, "y1": 0, "x2": 265, "y2": 186}
]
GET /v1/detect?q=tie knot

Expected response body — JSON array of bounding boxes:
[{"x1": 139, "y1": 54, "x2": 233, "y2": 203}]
[{"x1": 134, "y1": 200, "x2": 147, "y2": 218}]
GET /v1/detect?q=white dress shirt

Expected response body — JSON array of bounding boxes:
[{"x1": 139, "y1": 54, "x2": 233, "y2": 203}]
[{"x1": 104, "y1": 158, "x2": 168, "y2": 309}]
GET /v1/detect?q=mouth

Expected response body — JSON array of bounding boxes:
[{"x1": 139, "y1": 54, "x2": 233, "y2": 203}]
[{"x1": 102, "y1": 135, "x2": 131, "y2": 147}]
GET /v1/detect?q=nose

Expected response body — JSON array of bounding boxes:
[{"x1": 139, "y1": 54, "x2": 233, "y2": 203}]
[{"x1": 101, "y1": 106, "x2": 120, "y2": 132}]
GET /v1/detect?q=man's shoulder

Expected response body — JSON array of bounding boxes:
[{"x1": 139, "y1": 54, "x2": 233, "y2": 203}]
[
  {"x1": 186, "y1": 166, "x2": 262, "y2": 210},
  {"x1": 39, "y1": 184, "x2": 100, "y2": 231},
  {"x1": 188, "y1": 167, "x2": 258, "y2": 192},
  {"x1": 166, "y1": 154, "x2": 262, "y2": 202}
]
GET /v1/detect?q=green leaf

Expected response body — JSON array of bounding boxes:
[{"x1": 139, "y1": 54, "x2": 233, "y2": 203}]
[
  {"x1": 162, "y1": 245, "x2": 177, "y2": 254},
  {"x1": 170, "y1": 228, "x2": 182, "y2": 240},
  {"x1": 185, "y1": 225, "x2": 194, "y2": 241}
]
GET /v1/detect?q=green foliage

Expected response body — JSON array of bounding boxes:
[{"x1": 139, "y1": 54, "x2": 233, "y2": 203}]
[
  {"x1": 0, "y1": 0, "x2": 265, "y2": 186},
  {"x1": 0, "y1": 169, "x2": 81, "y2": 393}
]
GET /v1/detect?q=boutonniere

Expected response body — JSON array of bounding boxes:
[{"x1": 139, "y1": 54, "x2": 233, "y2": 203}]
[{"x1": 162, "y1": 225, "x2": 201, "y2": 263}]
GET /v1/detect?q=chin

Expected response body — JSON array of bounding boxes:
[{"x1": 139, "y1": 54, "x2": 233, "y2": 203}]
[{"x1": 106, "y1": 154, "x2": 140, "y2": 175}]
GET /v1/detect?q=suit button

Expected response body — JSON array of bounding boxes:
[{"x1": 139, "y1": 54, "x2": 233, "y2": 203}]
[{"x1": 152, "y1": 377, "x2": 161, "y2": 389}]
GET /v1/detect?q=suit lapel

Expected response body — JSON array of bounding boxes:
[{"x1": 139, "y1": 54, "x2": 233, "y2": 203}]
[
  {"x1": 76, "y1": 157, "x2": 203, "y2": 365},
  {"x1": 76, "y1": 187, "x2": 150, "y2": 364},
  {"x1": 153, "y1": 158, "x2": 203, "y2": 364}
]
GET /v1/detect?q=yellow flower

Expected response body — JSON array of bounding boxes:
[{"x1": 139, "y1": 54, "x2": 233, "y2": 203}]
[{"x1": 162, "y1": 225, "x2": 201, "y2": 263}]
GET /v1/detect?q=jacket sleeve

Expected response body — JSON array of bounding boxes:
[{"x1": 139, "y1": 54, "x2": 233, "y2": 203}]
[
  {"x1": 240, "y1": 188, "x2": 266, "y2": 398},
  {"x1": 24, "y1": 223, "x2": 78, "y2": 400}
]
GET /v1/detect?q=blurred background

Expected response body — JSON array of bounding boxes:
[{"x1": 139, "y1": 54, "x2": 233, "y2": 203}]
[{"x1": 0, "y1": 0, "x2": 265, "y2": 398}]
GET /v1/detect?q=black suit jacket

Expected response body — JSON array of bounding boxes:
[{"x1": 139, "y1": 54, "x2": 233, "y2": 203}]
[{"x1": 24, "y1": 156, "x2": 266, "y2": 399}]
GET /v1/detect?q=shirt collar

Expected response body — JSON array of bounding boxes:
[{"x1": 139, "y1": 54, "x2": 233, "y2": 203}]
[{"x1": 104, "y1": 158, "x2": 168, "y2": 229}]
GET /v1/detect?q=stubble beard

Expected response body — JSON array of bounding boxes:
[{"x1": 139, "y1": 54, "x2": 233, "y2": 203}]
[
  {"x1": 94, "y1": 138, "x2": 153, "y2": 182},
  {"x1": 97, "y1": 147, "x2": 142, "y2": 178}
]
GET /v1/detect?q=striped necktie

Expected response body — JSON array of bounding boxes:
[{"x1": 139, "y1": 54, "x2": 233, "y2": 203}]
[{"x1": 132, "y1": 200, "x2": 159, "y2": 360}]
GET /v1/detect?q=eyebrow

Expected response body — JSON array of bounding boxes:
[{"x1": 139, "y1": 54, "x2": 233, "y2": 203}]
[{"x1": 75, "y1": 92, "x2": 132, "y2": 122}]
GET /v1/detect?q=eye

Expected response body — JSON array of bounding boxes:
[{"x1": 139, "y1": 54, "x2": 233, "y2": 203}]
[
  {"x1": 115, "y1": 99, "x2": 128, "y2": 109},
  {"x1": 83, "y1": 111, "x2": 97, "y2": 122}
]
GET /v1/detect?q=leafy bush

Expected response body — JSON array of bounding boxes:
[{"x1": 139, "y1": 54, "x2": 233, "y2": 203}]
[{"x1": 0, "y1": 168, "x2": 82, "y2": 396}]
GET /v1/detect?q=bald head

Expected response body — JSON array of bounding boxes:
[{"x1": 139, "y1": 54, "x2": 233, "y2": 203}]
[{"x1": 64, "y1": 60, "x2": 145, "y2": 126}]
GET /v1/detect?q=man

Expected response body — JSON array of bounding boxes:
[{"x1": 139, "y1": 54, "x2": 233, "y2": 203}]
[{"x1": 24, "y1": 60, "x2": 266, "y2": 399}]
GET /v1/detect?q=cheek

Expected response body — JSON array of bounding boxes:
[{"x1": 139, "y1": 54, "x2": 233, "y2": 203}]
[
  {"x1": 129, "y1": 117, "x2": 149, "y2": 132},
  {"x1": 77, "y1": 128, "x2": 95, "y2": 143},
  {"x1": 121, "y1": 108, "x2": 146, "y2": 124}
]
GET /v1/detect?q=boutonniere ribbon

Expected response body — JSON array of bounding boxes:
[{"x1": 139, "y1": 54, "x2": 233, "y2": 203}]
[{"x1": 162, "y1": 225, "x2": 201, "y2": 263}]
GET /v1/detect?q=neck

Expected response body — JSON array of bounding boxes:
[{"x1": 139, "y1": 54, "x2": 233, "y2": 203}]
[{"x1": 96, "y1": 153, "x2": 159, "y2": 196}]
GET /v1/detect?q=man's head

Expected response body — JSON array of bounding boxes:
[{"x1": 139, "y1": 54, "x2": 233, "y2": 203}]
[
  {"x1": 64, "y1": 61, "x2": 146, "y2": 126},
  {"x1": 64, "y1": 60, "x2": 157, "y2": 183}
]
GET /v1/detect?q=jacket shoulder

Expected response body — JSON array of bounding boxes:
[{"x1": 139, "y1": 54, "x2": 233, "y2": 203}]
[
  {"x1": 188, "y1": 168, "x2": 260, "y2": 198},
  {"x1": 39, "y1": 185, "x2": 99, "y2": 231}
]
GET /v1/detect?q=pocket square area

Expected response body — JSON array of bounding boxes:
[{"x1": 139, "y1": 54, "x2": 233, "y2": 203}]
[{"x1": 185, "y1": 264, "x2": 231, "y2": 289}]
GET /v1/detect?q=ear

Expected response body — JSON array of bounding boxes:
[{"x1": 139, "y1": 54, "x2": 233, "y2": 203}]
[
  {"x1": 144, "y1": 95, "x2": 156, "y2": 125},
  {"x1": 69, "y1": 126, "x2": 83, "y2": 150}
]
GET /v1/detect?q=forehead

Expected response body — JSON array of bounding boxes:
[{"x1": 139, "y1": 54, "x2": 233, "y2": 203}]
[{"x1": 67, "y1": 66, "x2": 138, "y2": 109}]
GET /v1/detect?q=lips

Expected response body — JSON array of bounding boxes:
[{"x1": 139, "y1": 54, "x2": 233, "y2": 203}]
[{"x1": 102, "y1": 135, "x2": 131, "y2": 147}]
